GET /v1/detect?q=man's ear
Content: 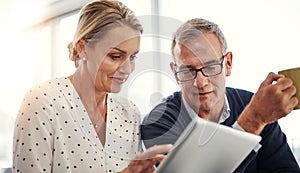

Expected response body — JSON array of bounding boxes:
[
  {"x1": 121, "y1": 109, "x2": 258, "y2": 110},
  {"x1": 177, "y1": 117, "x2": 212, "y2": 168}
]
[
  {"x1": 170, "y1": 62, "x2": 180, "y2": 84},
  {"x1": 225, "y1": 52, "x2": 233, "y2": 76},
  {"x1": 170, "y1": 62, "x2": 175, "y2": 73},
  {"x1": 76, "y1": 39, "x2": 87, "y2": 60}
]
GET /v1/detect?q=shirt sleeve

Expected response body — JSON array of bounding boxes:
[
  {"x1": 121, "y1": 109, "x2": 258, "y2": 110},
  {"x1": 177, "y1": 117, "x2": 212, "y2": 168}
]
[
  {"x1": 13, "y1": 88, "x2": 54, "y2": 173},
  {"x1": 232, "y1": 121, "x2": 261, "y2": 152}
]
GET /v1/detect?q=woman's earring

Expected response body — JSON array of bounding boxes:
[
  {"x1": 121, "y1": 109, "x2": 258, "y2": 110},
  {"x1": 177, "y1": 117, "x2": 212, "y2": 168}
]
[{"x1": 82, "y1": 57, "x2": 87, "y2": 61}]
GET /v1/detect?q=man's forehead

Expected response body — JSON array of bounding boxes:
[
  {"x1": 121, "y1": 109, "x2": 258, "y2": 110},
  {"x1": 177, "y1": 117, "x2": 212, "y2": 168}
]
[
  {"x1": 174, "y1": 43, "x2": 220, "y2": 65},
  {"x1": 174, "y1": 33, "x2": 222, "y2": 59}
]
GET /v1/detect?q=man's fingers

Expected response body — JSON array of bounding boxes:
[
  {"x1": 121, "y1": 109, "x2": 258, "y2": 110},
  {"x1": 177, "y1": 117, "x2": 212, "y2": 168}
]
[
  {"x1": 291, "y1": 96, "x2": 299, "y2": 110},
  {"x1": 282, "y1": 85, "x2": 297, "y2": 97},
  {"x1": 260, "y1": 72, "x2": 279, "y2": 87},
  {"x1": 260, "y1": 72, "x2": 294, "y2": 92},
  {"x1": 275, "y1": 77, "x2": 294, "y2": 91}
]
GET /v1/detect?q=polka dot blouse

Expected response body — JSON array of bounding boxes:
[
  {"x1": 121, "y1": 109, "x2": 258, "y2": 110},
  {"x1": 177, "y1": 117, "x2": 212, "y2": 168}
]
[{"x1": 13, "y1": 77, "x2": 141, "y2": 173}]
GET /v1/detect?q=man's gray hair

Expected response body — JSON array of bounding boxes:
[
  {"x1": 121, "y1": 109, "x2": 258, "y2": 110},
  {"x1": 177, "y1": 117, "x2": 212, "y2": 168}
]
[{"x1": 171, "y1": 18, "x2": 228, "y2": 55}]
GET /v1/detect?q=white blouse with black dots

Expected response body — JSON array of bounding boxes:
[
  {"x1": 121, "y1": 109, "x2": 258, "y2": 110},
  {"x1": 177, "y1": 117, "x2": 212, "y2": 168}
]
[{"x1": 13, "y1": 77, "x2": 142, "y2": 173}]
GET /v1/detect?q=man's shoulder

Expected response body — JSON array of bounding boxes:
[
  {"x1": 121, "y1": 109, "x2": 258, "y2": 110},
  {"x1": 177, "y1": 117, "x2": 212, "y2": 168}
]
[
  {"x1": 142, "y1": 91, "x2": 189, "y2": 146},
  {"x1": 226, "y1": 87, "x2": 254, "y2": 103},
  {"x1": 225, "y1": 87, "x2": 254, "y2": 118},
  {"x1": 144, "y1": 91, "x2": 183, "y2": 123},
  {"x1": 226, "y1": 87, "x2": 253, "y2": 95},
  {"x1": 162, "y1": 91, "x2": 182, "y2": 103},
  {"x1": 154, "y1": 91, "x2": 182, "y2": 111}
]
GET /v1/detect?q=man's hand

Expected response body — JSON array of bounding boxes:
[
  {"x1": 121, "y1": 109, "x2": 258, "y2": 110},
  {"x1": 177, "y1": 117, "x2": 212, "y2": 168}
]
[
  {"x1": 238, "y1": 72, "x2": 298, "y2": 134},
  {"x1": 120, "y1": 144, "x2": 172, "y2": 173}
]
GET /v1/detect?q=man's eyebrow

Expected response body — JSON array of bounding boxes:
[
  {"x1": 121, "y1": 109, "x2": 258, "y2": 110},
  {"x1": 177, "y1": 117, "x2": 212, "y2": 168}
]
[
  {"x1": 110, "y1": 47, "x2": 127, "y2": 54},
  {"x1": 179, "y1": 65, "x2": 194, "y2": 69},
  {"x1": 203, "y1": 59, "x2": 219, "y2": 65},
  {"x1": 178, "y1": 59, "x2": 219, "y2": 69}
]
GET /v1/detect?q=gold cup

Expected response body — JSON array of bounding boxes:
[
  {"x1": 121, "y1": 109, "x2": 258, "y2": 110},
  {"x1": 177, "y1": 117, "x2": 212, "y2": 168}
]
[{"x1": 278, "y1": 67, "x2": 300, "y2": 110}]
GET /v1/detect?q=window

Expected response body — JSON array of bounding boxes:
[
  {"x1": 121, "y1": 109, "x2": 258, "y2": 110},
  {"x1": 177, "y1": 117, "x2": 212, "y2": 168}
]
[
  {"x1": 54, "y1": 14, "x2": 79, "y2": 77},
  {"x1": 0, "y1": 25, "x2": 51, "y2": 169}
]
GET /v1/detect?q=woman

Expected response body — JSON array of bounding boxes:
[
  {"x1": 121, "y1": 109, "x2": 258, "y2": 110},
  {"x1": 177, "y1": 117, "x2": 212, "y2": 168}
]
[{"x1": 13, "y1": 0, "x2": 171, "y2": 172}]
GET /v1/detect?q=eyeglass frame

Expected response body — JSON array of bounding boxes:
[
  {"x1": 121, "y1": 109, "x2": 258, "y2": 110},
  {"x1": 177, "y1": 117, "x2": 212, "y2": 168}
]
[{"x1": 174, "y1": 54, "x2": 227, "y2": 82}]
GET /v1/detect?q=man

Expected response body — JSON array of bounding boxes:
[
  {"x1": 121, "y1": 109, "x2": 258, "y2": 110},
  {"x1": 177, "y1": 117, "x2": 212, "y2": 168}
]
[{"x1": 141, "y1": 18, "x2": 300, "y2": 172}]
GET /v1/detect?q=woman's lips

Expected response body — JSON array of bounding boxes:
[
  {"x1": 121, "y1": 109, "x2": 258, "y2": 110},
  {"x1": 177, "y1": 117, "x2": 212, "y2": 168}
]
[{"x1": 111, "y1": 77, "x2": 127, "y2": 84}]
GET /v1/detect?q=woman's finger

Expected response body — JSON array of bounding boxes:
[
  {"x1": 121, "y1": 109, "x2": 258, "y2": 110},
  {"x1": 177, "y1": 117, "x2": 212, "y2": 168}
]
[
  {"x1": 152, "y1": 154, "x2": 166, "y2": 164},
  {"x1": 137, "y1": 144, "x2": 173, "y2": 160}
]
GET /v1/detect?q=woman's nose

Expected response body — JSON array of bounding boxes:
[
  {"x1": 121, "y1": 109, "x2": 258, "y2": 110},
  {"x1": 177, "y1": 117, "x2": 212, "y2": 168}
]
[{"x1": 119, "y1": 58, "x2": 134, "y2": 74}]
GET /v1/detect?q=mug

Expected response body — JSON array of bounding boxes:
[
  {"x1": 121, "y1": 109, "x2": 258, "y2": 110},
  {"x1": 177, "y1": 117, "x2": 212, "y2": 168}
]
[{"x1": 278, "y1": 67, "x2": 300, "y2": 110}]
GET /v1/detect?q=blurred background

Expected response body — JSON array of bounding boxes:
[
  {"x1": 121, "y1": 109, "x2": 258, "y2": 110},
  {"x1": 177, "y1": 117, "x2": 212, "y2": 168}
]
[{"x1": 1, "y1": 0, "x2": 300, "y2": 171}]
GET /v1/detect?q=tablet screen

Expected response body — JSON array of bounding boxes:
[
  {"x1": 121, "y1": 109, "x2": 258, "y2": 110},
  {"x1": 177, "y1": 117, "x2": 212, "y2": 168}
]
[{"x1": 155, "y1": 118, "x2": 261, "y2": 173}]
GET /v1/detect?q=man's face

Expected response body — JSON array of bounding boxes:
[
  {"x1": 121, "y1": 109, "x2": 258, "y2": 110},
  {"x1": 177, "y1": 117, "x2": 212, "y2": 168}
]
[{"x1": 173, "y1": 32, "x2": 232, "y2": 119}]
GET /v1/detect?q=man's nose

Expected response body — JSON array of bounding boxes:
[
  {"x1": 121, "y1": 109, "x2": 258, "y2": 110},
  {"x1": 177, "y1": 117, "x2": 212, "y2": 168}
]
[{"x1": 193, "y1": 71, "x2": 209, "y2": 87}]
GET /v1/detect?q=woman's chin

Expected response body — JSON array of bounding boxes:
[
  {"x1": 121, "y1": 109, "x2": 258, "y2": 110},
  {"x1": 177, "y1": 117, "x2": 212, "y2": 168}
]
[{"x1": 109, "y1": 85, "x2": 122, "y2": 93}]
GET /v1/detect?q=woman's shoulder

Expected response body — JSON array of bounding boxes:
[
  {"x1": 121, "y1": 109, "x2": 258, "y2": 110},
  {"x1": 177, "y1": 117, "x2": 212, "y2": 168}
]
[
  {"x1": 16, "y1": 78, "x2": 71, "y2": 123},
  {"x1": 26, "y1": 77, "x2": 70, "y2": 94},
  {"x1": 22, "y1": 77, "x2": 71, "y2": 101}
]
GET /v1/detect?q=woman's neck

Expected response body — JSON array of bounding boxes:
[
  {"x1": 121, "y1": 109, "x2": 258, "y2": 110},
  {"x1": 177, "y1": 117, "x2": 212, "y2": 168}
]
[{"x1": 68, "y1": 71, "x2": 108, "y2": 121}]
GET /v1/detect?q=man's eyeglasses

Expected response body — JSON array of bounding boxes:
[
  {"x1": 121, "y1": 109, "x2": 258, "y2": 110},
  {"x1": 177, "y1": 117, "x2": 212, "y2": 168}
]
[{"x1": 174, "y1": 55, "x2": 226, "y2": 82}]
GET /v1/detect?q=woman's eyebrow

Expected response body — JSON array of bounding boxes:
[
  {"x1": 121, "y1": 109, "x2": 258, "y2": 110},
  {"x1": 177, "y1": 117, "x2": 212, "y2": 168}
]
[{"x1": 110, "y1": 47, "x2": 127, "y2": 54}]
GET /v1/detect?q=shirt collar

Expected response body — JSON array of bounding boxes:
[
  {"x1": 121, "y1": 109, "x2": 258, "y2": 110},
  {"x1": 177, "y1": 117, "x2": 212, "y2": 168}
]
[
  {"x1": 218, "y1": 94, "x2": 231, "y2": 123},
  {"x1": 181, "y1": 94, "x2": 231, "y2": 123},
  {"x1": 182, "y1": 95, "x2": 198, "y2": 119}
]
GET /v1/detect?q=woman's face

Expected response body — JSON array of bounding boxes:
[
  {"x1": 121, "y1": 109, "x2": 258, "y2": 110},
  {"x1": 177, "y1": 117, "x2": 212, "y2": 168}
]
[{"x1": 84, "y1": 25, "x2": 141, "y2": 93}]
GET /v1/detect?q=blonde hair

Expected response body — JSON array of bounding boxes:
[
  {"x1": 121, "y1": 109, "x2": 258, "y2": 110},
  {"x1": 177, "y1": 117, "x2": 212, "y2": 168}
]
[{"x1": 68, "y1": 0, "x2": 143, "y2": 67}]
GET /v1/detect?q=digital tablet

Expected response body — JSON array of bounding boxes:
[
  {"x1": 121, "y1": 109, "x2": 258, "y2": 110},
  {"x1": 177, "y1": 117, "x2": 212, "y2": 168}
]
[{"x1": 155, "y1": 118, "x2": 261, "y2": 173}]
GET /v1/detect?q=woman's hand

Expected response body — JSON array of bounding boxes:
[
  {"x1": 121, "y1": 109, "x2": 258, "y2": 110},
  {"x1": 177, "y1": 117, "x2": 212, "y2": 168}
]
[{"x1": 120, "y1": 144, "x2": 172, "y2": 173}]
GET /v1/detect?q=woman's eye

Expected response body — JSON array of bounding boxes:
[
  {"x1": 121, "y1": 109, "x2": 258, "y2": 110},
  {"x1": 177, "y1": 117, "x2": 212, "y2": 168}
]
[
  {"x1": 109, "y1": 54, "x2": 137, "y2": 61},
  {"x1": 110, "y1": 55, "x2": 121, "y2": 59},
  {"x1": 130, "y1": 55, "x2": 137, "y2": 61}
]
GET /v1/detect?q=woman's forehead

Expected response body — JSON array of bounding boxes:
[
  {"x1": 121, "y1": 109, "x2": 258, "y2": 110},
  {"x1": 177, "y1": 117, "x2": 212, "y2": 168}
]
[{"x1": 91, "y1": 26, "x2": 141, "y2": 52}]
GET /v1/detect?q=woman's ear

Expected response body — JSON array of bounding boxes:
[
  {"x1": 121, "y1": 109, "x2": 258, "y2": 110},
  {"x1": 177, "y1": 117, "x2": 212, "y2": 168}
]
[
  {"x1": 225, "y1": 52, "x2": 233, "y2": 76},
  {"x1": 76, "y1": 39, "x2": 87, "y2": 60}
]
